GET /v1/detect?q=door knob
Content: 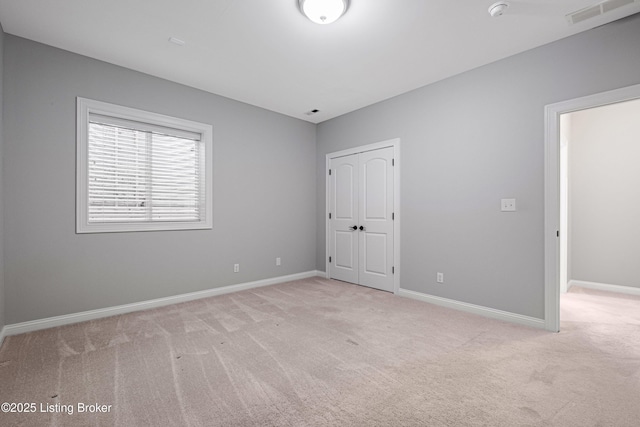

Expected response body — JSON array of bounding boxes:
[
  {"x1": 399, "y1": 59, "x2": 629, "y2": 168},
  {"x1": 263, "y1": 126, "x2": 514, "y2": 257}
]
[
  {"x1": 359, "y1": 225, "x2": 366, "y2": 231},
  {"x1": 349, "y1": 225, "x2": 357, "y2": 231}
]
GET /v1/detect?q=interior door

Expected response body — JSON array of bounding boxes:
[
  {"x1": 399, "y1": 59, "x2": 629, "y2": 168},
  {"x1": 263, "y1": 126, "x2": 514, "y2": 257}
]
[
  {"x1": 358, "y1": 147, "x2": 394, "y2": 292},
  {"x1": 329, "y1": 154, "x2": 359, "y2": 284},
  {"x1": 329, "y1": 147, "x2": 394, "y2": 292}
]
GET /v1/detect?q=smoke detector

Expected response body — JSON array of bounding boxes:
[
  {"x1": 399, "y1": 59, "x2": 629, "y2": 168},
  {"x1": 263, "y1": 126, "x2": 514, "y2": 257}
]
[{"x1": 488, "y1": 1, "x2": 509, "y2": 17}]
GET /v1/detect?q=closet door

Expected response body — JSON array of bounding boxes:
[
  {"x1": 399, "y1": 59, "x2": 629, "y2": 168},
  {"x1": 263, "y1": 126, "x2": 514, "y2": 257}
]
[
  {"x1": 329, "y1": 154, "x2": 359, "y2": 284},
  {"x1": 358, "y1": 147, "x2": 394, "y2": 292},
  {"x1": 329, "y1": 147, "x2": 394, "y2": 292}
]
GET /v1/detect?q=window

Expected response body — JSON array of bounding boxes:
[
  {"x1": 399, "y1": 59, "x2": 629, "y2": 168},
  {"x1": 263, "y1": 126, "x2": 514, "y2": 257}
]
[{"x1": 77, "y1": 97, "x2": 212, "y2": 233}]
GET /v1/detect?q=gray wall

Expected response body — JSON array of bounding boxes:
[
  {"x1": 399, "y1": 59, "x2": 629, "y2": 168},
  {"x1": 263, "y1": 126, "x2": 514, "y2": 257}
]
[
  {"x1": 3, "y1": 36, "x2": 317, "y2": 324},
  {"x1": 316, "y1": 14, "x2": 640, "y2": 319},
  {"x1": 569, "y1": 99, "x2": 640, "y2": 288},
  {"x1": 0, "y1": 23, "x2": 5, "y2": 333}
]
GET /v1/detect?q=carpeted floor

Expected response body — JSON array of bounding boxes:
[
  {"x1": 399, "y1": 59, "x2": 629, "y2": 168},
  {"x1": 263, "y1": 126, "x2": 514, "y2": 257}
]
[{"x1": 1, "y1": 278, "x2": 639, "y2": 426}]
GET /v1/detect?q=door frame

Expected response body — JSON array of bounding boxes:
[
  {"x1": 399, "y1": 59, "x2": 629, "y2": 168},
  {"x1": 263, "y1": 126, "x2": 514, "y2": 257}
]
[
  {"x1": 544, "y1": 83, "x2": 640, "y2": 332},
  {"x1": 325, "y1": 138, "x2": 401, "y2": 294}
]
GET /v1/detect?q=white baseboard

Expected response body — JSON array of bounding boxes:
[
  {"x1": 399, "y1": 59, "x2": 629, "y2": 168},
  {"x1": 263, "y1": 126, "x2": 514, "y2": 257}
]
[
  {"x1": 569, "y1": 280, "x2": 640, "y2": 296},
  {"x1": 0, "y1": 326, "x2": 6, "y2": 350},
  {"x1": 3, "y1": 270, "x2": 325, "y2": 338},
  {"x1": 397, "y1": 288, "x2": 545, "y2": 330}
]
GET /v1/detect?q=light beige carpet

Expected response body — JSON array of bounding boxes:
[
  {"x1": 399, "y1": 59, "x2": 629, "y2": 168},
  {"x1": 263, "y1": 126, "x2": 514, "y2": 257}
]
[{"x1": 1, "y1": 278, "x2": 639, "y2": 426}]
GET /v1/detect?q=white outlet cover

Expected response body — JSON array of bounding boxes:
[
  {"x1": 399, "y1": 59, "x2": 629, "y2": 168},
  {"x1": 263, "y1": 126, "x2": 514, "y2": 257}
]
[{"x1": 501, "y1": 198, "x2": 516, "y2": 212}]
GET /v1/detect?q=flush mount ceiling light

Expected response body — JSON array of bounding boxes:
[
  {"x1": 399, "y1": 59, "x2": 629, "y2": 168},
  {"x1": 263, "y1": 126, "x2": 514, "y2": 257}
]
[{"x1": 299, "y1": 0, "x2": 349, "y2": 25}]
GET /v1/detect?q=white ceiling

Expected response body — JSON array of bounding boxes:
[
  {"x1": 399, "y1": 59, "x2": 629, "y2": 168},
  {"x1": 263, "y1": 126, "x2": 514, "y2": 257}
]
[{"x1": 0, "y1": 0, "x2": 639, "y2": 123}]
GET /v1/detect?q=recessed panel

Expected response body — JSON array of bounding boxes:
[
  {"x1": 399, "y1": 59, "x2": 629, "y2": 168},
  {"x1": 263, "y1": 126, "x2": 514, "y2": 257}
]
[
  {"x1": 363, "y1": 158, "x2": 387, "y2": 220},
  {"x1": 363, "y1": 232, "x2": 387, "y2": 275},
  {"x1": 335, "y1": 231, "x2": 354, "y2": 269},
  {"x1": 336, "y1": 164, "x2": 355, "y2": 220}
]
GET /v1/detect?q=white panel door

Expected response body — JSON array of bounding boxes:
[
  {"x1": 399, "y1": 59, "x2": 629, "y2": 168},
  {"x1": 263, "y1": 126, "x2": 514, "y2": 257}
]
[
  {"x1": 358, "y1": 147, "x2": 394, "y2": 292},
  {"x1": 329, "y1": 147, "x2": 394, "y2": 292},
  {"x1": 329, "y1": 154, "x2": 359, "y2": 284}
]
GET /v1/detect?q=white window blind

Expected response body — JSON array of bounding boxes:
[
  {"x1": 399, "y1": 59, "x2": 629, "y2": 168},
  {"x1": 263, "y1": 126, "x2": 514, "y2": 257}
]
[{"x1": 77, "y1": 98, "x2": 212, "y2": 233}]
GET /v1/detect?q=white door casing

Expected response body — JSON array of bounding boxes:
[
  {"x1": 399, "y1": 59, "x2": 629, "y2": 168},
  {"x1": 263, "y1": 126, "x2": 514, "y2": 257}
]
[
  {"x1": 544, "y1": 83, "x2": 640, "y2": 332},
  {"x1": 327, "y1": 140, "x2": 399, "y2": 293}
]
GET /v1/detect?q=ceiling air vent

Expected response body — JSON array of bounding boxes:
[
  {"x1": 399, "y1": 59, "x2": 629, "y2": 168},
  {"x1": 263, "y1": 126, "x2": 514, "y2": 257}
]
[
  {"x1": 566, "y1": 0, "x2": 638, "y2": 24},
  {"x1": 602, "y1": 0, "x2": 636, "y2": 12}
]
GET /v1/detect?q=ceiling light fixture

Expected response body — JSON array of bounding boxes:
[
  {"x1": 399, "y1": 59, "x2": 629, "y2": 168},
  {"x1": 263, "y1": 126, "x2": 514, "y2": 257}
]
[{"x1": 299, "y1": 0, "x2": 349, "y2": 25}]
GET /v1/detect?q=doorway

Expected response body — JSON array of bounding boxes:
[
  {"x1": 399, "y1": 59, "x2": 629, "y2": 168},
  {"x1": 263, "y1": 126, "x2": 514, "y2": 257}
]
[
  {"x1": 559, "y1": 100, "x2": 640, "y2": 296},
  {"x1": 544, "y1": 83, "x2": 640, "y2": 332},
  {"x1": 325, "y1": 139, "x2": 401, "y2": 293}
]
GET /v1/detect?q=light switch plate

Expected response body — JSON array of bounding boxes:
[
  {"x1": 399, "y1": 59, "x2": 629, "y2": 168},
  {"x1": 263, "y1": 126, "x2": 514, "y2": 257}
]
[{"x1": 501, "y1": 198, "x2": 516, "y2": 212}]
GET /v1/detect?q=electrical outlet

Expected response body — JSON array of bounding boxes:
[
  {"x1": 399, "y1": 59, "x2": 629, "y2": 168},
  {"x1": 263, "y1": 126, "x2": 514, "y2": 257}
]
[
  {"x1": 501, "y1": 198, "x2": 516, "y2": 212},
  {"x1": 276, "y1": 257, "x2": 281, "y2": 266},
  {"x1": 234, "y1": 264, "x2": 239, "y2": 273},
  {"x1": 437, "y1": 272, "x2": 444, "y2": 283}
]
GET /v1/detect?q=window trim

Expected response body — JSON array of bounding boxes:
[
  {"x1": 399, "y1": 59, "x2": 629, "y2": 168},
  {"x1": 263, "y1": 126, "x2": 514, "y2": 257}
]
[{"x1": 76, "y1": 97, "x2": 213, "y2": 233}]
